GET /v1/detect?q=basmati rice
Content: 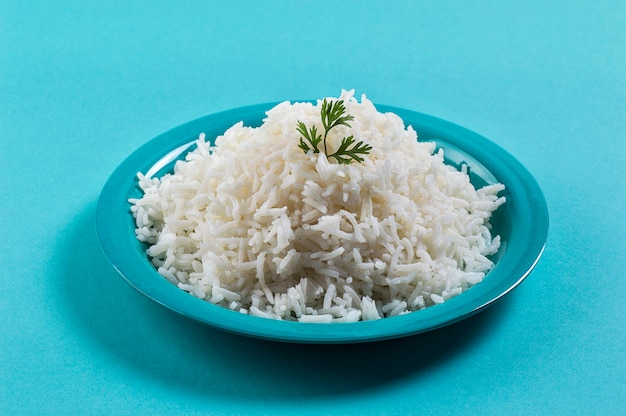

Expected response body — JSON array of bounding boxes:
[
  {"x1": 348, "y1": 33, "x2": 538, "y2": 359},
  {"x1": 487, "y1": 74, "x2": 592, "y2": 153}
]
[{"x1": 129, "y1": 90, "x2": 505, "y2": 322}]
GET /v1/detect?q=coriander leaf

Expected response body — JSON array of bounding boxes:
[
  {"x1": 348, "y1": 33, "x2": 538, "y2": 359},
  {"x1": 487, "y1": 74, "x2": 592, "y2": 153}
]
[
  {"x1": 329, "y1": 136, "x2": 373, "y2": 165},
  {"x1": 297, "y1": 121, "x2": 322, "y2": 154},
  {"x1": 296, "y1": 97, "x2": 370, "y2": 164},
  {"x1": 321, "y1": 99, "x2": 354, "y2": 132}
]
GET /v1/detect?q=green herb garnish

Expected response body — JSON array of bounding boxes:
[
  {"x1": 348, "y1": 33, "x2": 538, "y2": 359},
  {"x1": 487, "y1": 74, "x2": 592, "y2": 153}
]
[{"x1": 297, "y1": 98, "x2": 372, "y2": 164}]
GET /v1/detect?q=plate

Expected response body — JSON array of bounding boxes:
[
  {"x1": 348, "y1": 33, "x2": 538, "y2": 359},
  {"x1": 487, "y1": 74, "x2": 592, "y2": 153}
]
[{"x1": 96, "y1": 102, "x2": 549, "y2": 344}]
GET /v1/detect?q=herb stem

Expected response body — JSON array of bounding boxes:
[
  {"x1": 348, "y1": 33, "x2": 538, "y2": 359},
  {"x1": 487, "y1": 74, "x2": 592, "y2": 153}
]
[{"x1": 323, "y1": 129, "x2": 329, "y2": 156}]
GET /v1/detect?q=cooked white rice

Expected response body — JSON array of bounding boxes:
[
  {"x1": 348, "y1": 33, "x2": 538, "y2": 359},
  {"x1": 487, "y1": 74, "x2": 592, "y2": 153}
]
[{"x1": 129, "y1": 90, "x2": 505, "y2": 322}]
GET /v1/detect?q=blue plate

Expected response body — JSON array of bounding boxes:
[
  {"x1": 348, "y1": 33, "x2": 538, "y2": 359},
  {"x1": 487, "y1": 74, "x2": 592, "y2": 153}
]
[{"x1": 96, "y1": 102, "x2": 548, "y2": 344}]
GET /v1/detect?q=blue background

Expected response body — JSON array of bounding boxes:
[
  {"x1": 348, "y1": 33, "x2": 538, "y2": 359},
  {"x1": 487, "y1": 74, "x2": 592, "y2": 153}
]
[{"x1": 2, "y1": 1, "x2": 624, "y2": 415}]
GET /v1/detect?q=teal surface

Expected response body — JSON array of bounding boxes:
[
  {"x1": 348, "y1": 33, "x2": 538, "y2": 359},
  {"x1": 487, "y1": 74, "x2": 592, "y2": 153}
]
[{"x1": 2, "y1": 1, "x2": 624, "y2": 414}]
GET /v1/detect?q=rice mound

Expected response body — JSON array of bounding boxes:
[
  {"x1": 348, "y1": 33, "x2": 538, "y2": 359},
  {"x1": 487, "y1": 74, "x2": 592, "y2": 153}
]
[{"x1": 130, "y1": 90, "x2": 506, "y2": 322}]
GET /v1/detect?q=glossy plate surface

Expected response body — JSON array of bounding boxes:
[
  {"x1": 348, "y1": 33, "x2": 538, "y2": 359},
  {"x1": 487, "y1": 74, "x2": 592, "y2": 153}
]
[{"x1": 96, "y1": 103, "x2": 549, "y2": 344}]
